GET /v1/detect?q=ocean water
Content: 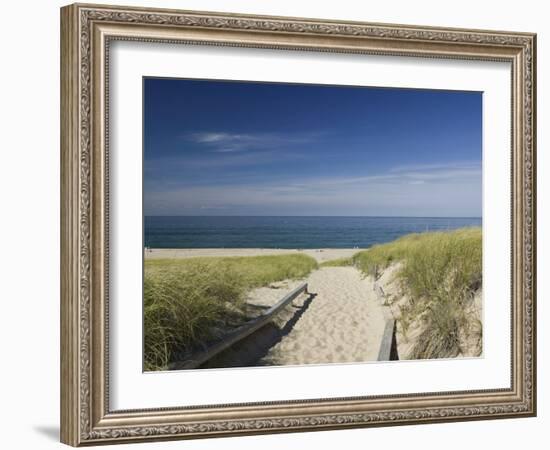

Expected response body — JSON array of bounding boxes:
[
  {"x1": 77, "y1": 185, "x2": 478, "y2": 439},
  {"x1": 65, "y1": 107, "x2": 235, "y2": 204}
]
[{"x1": 144, "y1": 216, "x2": 482, "y2": 249}]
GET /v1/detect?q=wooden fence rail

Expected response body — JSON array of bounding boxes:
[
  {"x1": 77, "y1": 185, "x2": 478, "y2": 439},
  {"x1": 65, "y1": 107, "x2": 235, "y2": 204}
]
[
  {"x1": 377, "y1": 318, "x2": 399, "y2": 361},
  {"x1": 171, "y1": 282, "x2": 309, "y2": 370}
]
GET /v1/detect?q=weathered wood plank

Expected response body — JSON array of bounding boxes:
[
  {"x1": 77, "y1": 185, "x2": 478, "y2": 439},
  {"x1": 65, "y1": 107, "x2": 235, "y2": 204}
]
[
  {"x1": 171, "y1": 282, "x2": 309, "y2": 370},
  {"x1": 377, "y1": 319, "x2": 398, "y2": 361}
]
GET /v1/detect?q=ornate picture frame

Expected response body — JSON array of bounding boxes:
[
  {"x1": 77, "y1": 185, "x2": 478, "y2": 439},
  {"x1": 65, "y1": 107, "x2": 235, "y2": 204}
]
[{"x1": 60, "y1": 3, "x2": 536, "y2": 446}]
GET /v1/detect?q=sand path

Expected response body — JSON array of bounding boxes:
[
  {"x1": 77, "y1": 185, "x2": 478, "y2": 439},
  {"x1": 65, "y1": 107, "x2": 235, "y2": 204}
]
[{"x1": 258, "y1": 267, "x2": 391, "y2": 366}]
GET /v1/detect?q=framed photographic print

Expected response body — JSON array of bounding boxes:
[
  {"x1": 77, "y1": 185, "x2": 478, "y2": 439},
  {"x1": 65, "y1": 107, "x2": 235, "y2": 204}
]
[{"x1": 60, "y1": 3, "x2": 537, "y2": 446}]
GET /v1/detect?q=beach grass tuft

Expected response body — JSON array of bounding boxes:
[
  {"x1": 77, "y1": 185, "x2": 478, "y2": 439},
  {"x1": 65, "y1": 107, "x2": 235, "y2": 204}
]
[
  {"x1": 319, "y1": 257, "x2": 353, "y2": 267},
  {"x1": 144, "y1": 254, "x2": 317, "y2": 370},
  {"x1": 352, "y1": 227, "x2": 482, "y2": 359}
]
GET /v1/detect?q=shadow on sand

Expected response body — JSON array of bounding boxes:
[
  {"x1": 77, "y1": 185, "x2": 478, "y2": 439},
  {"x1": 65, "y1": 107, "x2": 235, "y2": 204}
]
[{"x1": 201, "y1": 292, "x2": 317, "y2": 369}]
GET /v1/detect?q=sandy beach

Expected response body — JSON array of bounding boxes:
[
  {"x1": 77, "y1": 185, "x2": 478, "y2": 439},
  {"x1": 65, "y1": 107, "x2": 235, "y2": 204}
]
[
  {"x1": 145, "y1": 248, "x2": 363, "y2": 263},
  {"x1": 255, "y1": 267, "x2": 391, "y2": 366},
  {"x1": 147, "y1": 247, "x2": 393, "y2": 366},
  {"x1": 198, "y1": 265, "x2": 392, "y2": 368},
  {"x1": 145, "y1": 236, "x2": 481, "y2": 368}
]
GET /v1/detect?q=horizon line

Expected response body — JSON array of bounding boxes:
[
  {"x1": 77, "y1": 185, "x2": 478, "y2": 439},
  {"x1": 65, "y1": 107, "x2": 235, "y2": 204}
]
[{"x1": 144, "y1": 215, "x2": 482, "y2": 219}]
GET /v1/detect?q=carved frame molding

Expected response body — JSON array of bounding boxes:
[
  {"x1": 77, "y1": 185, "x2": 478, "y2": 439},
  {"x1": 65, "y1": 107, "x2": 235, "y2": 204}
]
[{"x1": 60, "y1": 3, "x2": 536, "y2": 446}]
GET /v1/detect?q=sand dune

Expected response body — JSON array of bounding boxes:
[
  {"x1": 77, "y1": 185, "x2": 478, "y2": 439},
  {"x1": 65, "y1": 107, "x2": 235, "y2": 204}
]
[
  {"x1": 255, "y1": 267, "x2": 391, "y2": 366},
  {"x1": 148, "y1": 248, "x2": 394, "y2": 368},
  {"x1": 145, "y1": 248, "x2": 362, "y2": 263}
]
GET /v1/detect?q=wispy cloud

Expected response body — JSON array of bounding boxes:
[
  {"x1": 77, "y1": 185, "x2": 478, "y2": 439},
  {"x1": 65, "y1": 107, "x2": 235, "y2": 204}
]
[
  {"x1": 276, "y1": 161, "x2": 481, "y2": 189},
  {"x1": 389, "y1": 161, "x2": 480, "y2": 174},
  {"x1": 144, "y1": 160, "x2": 482, "y2": 216},
  {"x1": 192, "y1": 132, "x2": 239, "y2": 143},
  {"x1": 184, "y1": 131, "x2": 320, "y2": 153}
]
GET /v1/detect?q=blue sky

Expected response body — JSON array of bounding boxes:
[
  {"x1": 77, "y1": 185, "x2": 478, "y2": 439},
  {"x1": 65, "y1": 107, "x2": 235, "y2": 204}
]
[{"x1": 144, "y1": 78, "x2": 482, "y2": 217}]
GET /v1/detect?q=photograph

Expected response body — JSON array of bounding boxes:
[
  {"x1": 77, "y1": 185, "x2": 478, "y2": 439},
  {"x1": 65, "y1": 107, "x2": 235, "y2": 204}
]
[{"x1": 143, "y1": 78, "x2": 483, "y2": 371}]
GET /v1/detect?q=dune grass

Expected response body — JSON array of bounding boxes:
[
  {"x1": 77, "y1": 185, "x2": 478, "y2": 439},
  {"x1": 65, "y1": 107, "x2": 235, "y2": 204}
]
[
  {"x1": 352, "y1": 227, "x2": 482, "y2": 359},
  {"x1": 319, "y1": 257, "x2": 353, "y2": 267},
  {"x1": 144, "y1": 254, "x2": 317, "y2": 370}
]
